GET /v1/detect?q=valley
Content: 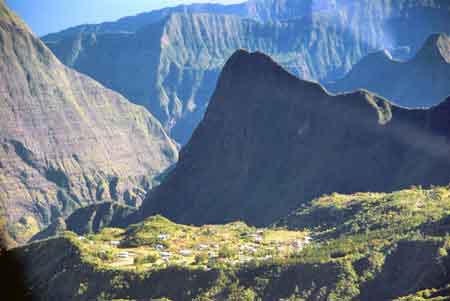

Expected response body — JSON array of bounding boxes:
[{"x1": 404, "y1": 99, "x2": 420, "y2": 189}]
[{"x1": 3, "y1": 0, "x2": 450, "y2": 300}]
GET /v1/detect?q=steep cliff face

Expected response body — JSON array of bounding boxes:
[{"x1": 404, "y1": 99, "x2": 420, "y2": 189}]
[
  {"x1": 326, "y1": 33, "x2": 450, "y2": 107},
  {"x1": 41, "y1": 0, "x2": 450, "y2": 144},
  {"x1": 0, "y1": 3, "x2": 178, "y2": 245},
  {"x1": 138, "y1": 50, "x2": 450, "y2": 227},
  {"x1": 30, "y1": 202, "x2": 137, "y2": 241}
]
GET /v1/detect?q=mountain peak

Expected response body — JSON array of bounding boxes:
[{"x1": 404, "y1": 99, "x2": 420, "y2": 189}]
[
  {"x1": 218, "y1": 49, "x2": 301, "y2": 91},
  {"x1": 416, "y1": 33, "x2": 450, "y2": 63},
  {"x1": 0, "y1": 0, "x2": 27, "y2": 29},
  {"x1": 223, "y1": 49, "x2": 281, "y2": 73}
]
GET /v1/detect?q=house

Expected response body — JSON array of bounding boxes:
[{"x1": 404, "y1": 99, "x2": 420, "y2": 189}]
[
  {"x1": 160, "y1": 251, "x2": 172, "y2": 258},
  {"x1": 240, "y1": 244, "x2": 257, "y2": 254},
  {"x1": 110, "y1": 240, "x2": 120, "y2": 246},
  {"x1": 238, "y1": 255, "x2": 252, "y2": 263},
  {"x1": 180, "y1": 249, "x2": 193, "y2": 256},
  {"x1": 117, "y1": 252, "x2": 130, "y2": 259},
  {"x1": 158, "y1": 234, "x2": 169, "y2": 240},
  {"x1": 292, "y1": 240, "x2": 303, "y2": 250},
  {"x1": 155, "y1": 244, "x2": 165, "y2": 250},
  {"x1": 77, "y1": 236, "x2": 86, "y2": 240},
  {"x1": 197, "y1": 244, "x2": 209, "y2": 250},
  {"x1": 249, "y1": 234, "x2": 263, "y2": 243}
]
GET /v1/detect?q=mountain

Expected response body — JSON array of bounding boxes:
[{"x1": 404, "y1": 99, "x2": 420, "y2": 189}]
[
  {"x1": 10, "y1": 185, "x2": 450, "y2": 300},
  {"x1": 0, "y1": 2, "x2": 178, "y2": 245},
  {"x1": 136, "y1": 49, "x2": 450, "y2": 227},
  {"x1": 30, "y1": 202, "x2": 137, "y2": 242},
  {"x1": 326, "y1": 33, "x2": 450, "y2": 107},
  {"x1": 41, "y1": 0, "x2": 450, "y2": 143}
]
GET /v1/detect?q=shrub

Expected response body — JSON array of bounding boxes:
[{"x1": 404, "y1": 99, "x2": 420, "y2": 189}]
[
  {"x1": 135, "y1": 254, "x2": 158, "y2": 265},
  {"x1": 218, "y1": 246, "x2": 236, "y2": 259},
  {"x1": 195, "y1": 253, "x2": 209, "y2": 265}
]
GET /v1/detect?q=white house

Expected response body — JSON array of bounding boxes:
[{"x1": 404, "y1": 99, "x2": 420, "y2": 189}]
[
  {"x1": 158, "y1": 234, "x2": 170, "y2": 240},
  {"x1": 197, "y1": 244, "x2": 209, "y2": 250},
  {"x1": 155, "y1": 244, "x2": 165, "y2": 250},
  {"x1": 180, "y1": 249, "x2": 193, "y2": 256},
  {"x1": 160, "y1": 251, "x2": 172, "y2": 258},
  {"x1": 117, "y1": 252, "x2": 130, "y2": 258}
]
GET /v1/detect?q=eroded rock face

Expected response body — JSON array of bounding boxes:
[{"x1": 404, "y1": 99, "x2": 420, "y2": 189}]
[
  {"x1": 0, "y1": 2, "x2": 178, "y2": 245},
  {"x1": 139, "y1": 50, "x2": 450, "y2": 226},
  {"x1": 31, "y1": 202, "x2": 137, "y2": 241},
  {"x1": 326, "y1": 33, "x2": 450, "y2": 107},
  {"x1": 42, "y1": 0, "x2": 450, "y2": 144}
]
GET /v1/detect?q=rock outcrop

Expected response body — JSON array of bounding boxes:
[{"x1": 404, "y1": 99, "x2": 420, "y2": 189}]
[{"x1": 0, "y1": 2, "x2": 178, "y2": 245}]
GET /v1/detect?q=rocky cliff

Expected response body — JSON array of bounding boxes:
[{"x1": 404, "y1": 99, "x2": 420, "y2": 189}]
[
  {"x1": 30, "y1": 202, "x2": 137, "y2": 242},
  {"x1": 42, "y1": 0, "x2": 450, "y2": 143},
  {"x1": 0, "y1": 2, "x2": 178, "y2": 245},
  {"x1": 138, "y1": 49, "x2": 450, "y2": 227},
  {"x1": 326, "y1": 33, "x2": 450, "y2": 107}
]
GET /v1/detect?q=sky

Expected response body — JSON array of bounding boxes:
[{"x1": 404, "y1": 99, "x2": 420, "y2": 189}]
[{"x1": 6, "y1": 0, "x2": 246, "y2": 37}]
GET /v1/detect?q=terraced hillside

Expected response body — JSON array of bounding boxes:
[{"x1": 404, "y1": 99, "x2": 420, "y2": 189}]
[{"x1": 14, "y1": 186, "x2": 450, "y2": 300}]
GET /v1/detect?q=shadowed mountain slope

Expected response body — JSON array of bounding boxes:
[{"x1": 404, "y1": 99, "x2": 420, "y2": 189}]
[
  {"x1": 0, "y1": 2, "x2": 178, "y2": 245},
  {"x1": 10, "y1": 185, "x2": 450, "y2": 300},
  {"x1": 42, "y1": 0, "x2": 450, "y2": 143},
  {"x1": 30, "y1": 202, "x2": 137, "y2": 242},
  {"x1": 138, "y1": 50, "x2": 450, "y2": 227},
  {"x1": 326, "y1": 33, "x2": 450, "y2": 107}
]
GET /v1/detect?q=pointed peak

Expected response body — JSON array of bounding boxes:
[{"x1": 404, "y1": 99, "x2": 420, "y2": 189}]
[
  {"x1": 222, "y1": 49, "x2": 289, "y2": 78},
  {"x1": 0, "y1": 1, "x2": 30, "y2": 31}
]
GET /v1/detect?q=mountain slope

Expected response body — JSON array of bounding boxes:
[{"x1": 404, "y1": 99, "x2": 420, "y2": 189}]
[
  {"x1": 11, "y1": 186, "x2": 450, "y2": 300},
  {"x1": 326, "y1": 33, "x2": 450, "y2": 107},
  {"x1": 42, "y1": 0, "x2": 450, "y2": 143},
  {"x1": 138, "y1": 49, "x2": 450, "y2": 227},
  {"x1": 0, "y1": 2, "x2": 178, "y2": 245},
  {"x1": 30, "y1": 202, "x2": 137, "y2": 242}
]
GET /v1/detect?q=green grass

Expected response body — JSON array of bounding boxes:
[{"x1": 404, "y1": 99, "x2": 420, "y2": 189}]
[
  {"x1": 58, "y1": 185, "x2": 450, "y2": 300},
  {"x1": 66, "y1": 215, "x2": 309, "y2": 272}
]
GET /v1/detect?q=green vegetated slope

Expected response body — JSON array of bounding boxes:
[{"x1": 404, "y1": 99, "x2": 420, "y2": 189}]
[
  {"x1": 326, "y1": 33, "x2": 450, "y2": 107},
  {"x1": 0, "y1": 2, "x2": 178, "y2": 245},
  {"x1": 14, "y1": 185, "x2": 450, "y2": 300},
  {"x1": 42, "y1": 0, "x2": 450, "y2": 143}
]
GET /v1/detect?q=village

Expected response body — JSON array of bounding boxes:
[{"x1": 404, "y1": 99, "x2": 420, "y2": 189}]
[{"x1": 73, "y1": 216, "x2": 311, "y2": 271}]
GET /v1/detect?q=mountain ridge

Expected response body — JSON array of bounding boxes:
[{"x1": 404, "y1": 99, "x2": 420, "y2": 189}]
[
  {"x1": 42, "y1": 0, "x2": 450, "y2": 143},
  {"x1": 326, "y1": 32, "x2": 450, "y2": 107},
  {"x1": 0, "y1": 3, "x2": 178, "y2": 245},
  {"x1": 137, "y1": 49, "x2": 450, "y2": 227}
]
